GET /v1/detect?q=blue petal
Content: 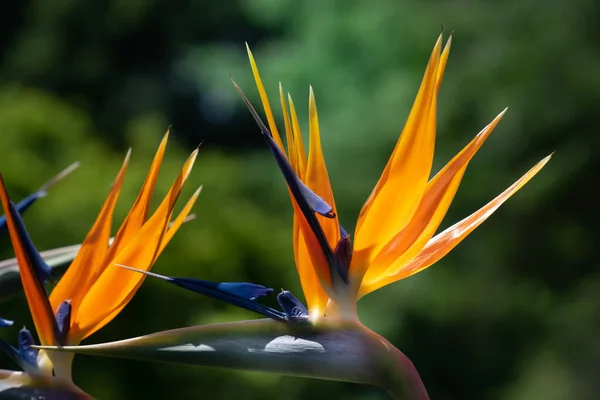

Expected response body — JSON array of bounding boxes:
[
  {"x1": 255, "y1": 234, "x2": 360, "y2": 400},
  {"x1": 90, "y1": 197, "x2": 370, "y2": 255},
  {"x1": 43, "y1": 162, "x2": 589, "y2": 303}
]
[
  {"x1": 6, "y1": 200, "x2": 53, "y2": 284},
  {"x1": 333, "y1": 235, "x2": 352, "y2": 282},
  {"x1": 297, "y1": 179, "x2": 334, "y2": 218},
  {"x1": 340, "y1": 224, "x2": 349, "y2": 239},
  {"x1": 0, "y1": 328, "x2": 39, "y2": 372},
  {"x1": 118, "y1": 265, "x2": 287, "y2": 321},
  {"x1": 55, "y1": 300, "x2": 72, "y2": 344},
  {"x1": 276, "y1": 290, "x2": 309, "y2": 321},
  {"x1": 217, "y1": 283, "x2": 273, "y2": 301},
  {"x1": 0, "y1": 193, "x2": 40, "y2": 237},
  {"x1": 0, "y1": 317, "x2": 13, "y2": 328},
  {"x1": 263, "y1": 129, "x2": 335, "y2": 219},
  {"x1": 18, "y1": 328, "x2": 39, "y2": 367},
  {"x1": 0, "y1": 162, "x2": 79, "y2": 238}
]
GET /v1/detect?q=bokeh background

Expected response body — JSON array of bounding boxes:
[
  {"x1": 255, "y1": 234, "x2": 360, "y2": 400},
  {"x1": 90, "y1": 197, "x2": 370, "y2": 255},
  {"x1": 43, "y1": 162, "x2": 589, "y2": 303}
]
[{"x1": 1, "y1": 0, "x2": 599, "y2": 399}]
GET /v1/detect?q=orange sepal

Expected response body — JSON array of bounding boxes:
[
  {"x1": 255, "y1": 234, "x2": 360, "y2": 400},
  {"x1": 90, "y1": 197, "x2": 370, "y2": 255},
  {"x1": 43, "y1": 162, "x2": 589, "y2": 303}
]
[
  {"x1": 360, "y1": 154, "x2": 552, "y2": 296},
  {"x1": 49, "y1": 151, "x2": 131, "y2": 313},
  {"x1": 291, "y1": 200, "x2": 330, "y2": 318},
  {"x1": 287, "y1": 94, "x2": 307, "y2": 178},
  {"x1": 103, "y1": 129, "x2": 170, "y2": 264},
  {"x1": 305, "y1": 87, "x2": 340, "y2": 251},
  {"x1": 0, "y1": 176, "x2": 57, "y2": 346},
  {"x1": 246, "y1": 44, "x2": 285, "y2": 152},
  {"x1": 362, "y1": 109, "x2": 506, "y2": 284},
  {"x1": 71, "y1": 149, "x2": 198, "y2": 341},
  {"x1": 354, "y1": 34, "x2": 443, "y2": 261}
]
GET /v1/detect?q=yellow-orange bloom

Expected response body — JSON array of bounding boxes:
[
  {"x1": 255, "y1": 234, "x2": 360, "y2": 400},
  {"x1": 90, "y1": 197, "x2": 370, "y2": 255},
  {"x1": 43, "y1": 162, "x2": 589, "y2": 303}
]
[
  {"x1": 242, "y1": 34, "x2": 551, "y2": 320},
  {"x1": 0, "y1": 131, "x2": 200, "y2": 354}
]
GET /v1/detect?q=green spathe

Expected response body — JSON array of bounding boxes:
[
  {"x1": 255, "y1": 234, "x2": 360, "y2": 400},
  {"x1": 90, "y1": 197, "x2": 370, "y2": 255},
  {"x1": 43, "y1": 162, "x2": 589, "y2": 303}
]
[
  {"x1": 38, "y1": 318, "x2": 429, "y2": 399},
  {"x1": 0, "y1": 369, "x2": 92, "y2": 399}
]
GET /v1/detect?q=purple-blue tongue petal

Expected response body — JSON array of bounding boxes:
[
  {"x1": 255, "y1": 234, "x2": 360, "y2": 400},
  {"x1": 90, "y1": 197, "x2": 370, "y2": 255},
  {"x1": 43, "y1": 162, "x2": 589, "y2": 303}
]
[
  {"x1": 297, "y1": 179, "x2": 335, "y2": 218},
  {"x1": 0, "y1": 193, "x2": 40, "y2": 237},
  {"x1": 0, "y1": 317, "x2": 13, "y2": 328},
  {"x1": 55, "y1": 300, "x2": 72, "y2": 345},
  {"x1": 18, "y1": 328, "x2": 39, "y2": 367},
  {"x1": 276, "y1": 290, "x2": 309, "y2": 320},
  {"x1": 263, "y1": 129, "x2": 335, "y2": 219},
  {"x1": 5, "y1": 200, "x2": 53, "y2": 284},
  {"x1": 0, "y1": 328, "x2": 39, "y2": 372},
  {"x1": 334, "y1": 234, "x2": 352, "y2": 282},
  {"x1": 230, "y1": 79, "x2": 342, "y2": 284},
  {"x1": 0, "y1": 162, "x2": 79, "y2": 237},
  {"x1": 340, "y1": 225, "x2": 349, "y2": 239},
  {"x1": 117, "y1": 265, "x2": 286, "y2": 321},
  {"x1": 216, "y1": 282, "x2": 273, "y2": 301}
]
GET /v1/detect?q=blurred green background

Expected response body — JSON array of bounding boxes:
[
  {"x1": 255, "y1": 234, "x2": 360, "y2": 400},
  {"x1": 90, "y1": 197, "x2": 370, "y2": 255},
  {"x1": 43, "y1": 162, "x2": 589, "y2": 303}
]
[{"x1": 1, "y1": 0, "x2": 599, "y2": 398}]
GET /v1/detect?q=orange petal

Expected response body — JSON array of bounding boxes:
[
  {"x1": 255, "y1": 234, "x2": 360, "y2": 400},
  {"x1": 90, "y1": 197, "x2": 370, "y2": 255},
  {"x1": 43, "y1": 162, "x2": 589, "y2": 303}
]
[
  {"x1": 103, "y1": 129, "x2": 169, "y2": 264},
  {"x1": 279, "y1": 86, "x2": 327, "y2": 315},
  {"x1": 360, "y1": 154, "x2": 552, "y2": 296},
  {"x1": 72, "y1": 149, "x2": 198, "y2": 341},
  {"x1": 49, "y1": 151, "x2": 131, "y2": 314},
  {"x1": 279, "y1": 83, "x2": 302, "y2": 175},
  {"x1": 246, "y1": 44, "x2": 285, "y2": 152},
  {"x1": 354, "y1": 34, "x2": 443, "y2": 262},
  {"x1": 305, "y1": 87, "x2": 340, "y2": 251},
  {"x1": 436, "y1": 35, "x2": 452, "y2": 93},
  {"x1": 0, "y1": 176, "x2": 56, "y2": 346},
  {"x1": 160, "y1": 185, "x2": 202, "y2": 251},
  {"x1": 363, "y1": 109, "x2": 506, "y2": 284},
  {"x1": 292, "y1": 200, "x2": 329, "y2": 318},
  {"x1": 287, "y1": 94, "x2": 307, "y2": 179}
]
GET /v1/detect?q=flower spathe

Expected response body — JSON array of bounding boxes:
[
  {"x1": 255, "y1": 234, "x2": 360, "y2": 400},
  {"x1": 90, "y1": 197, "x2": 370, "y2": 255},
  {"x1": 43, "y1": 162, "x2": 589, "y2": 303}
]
[
  {"x1": 239, "y1": 33, "x2": 552, "y2": 320},
  {"x1": 0, "y1": 130, "x2": 200, "y2": 379}
]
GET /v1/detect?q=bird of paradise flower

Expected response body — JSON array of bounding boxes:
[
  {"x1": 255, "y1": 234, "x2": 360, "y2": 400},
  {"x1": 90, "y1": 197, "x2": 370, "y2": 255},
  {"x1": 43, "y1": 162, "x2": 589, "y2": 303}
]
[
  {"x1": 36, "y1": 33, "x2": 551, "y2": 399},
  {"x1": 0, "y1": 132, "x2": 200, "y2": 397}
]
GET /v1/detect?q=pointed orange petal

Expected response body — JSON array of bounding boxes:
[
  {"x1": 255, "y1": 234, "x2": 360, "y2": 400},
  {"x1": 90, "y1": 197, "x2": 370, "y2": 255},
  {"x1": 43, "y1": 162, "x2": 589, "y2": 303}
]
[
  {"x1": 0, "y1": 176, "x2": 56, "y2": 346},
  {"x1": 279, "y1": 83, "x2": 301, "y2": 175},
  {"x1": 103, "y1": 129, "x2": 169, "y2": 264},
  {"x1": 246, "y1": 44, "x2": 285, "y2": 152},
  {"x1": 354, "y1": 34, "x2": 443, "y2": 259},
  {"x1": 72, "y1": 150, "x2": 198, "y2": 341},
  {"x1": 160, "y1": 185, "x2": 202, "y2": 251},
  {"x1": 305, "y1": 87, "x2": 340, "y2": 251},
  {"x1": 279, "y1": 87, "x2": 326, "y2": 314},
  {"x1": 288, "y1": 94, "x2": 308, "y2": 179},
  {"x1": 362, "y1": 110, "x2": 506, "y2": 284},
  {"x1": 360, "y1": 154, "x2": 552, "y2": 296},
  {"x1": 436, "y1": 35, "x2": 452, "y2": 93},
  {"x1": 49, "y1": 151, "x2": 131, "y2": 313}
]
